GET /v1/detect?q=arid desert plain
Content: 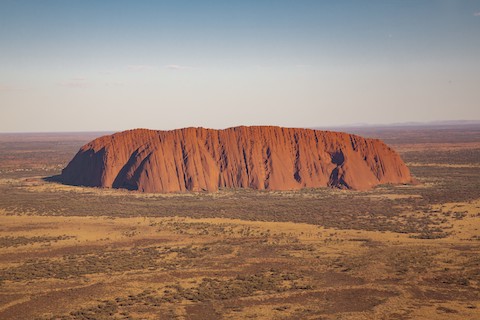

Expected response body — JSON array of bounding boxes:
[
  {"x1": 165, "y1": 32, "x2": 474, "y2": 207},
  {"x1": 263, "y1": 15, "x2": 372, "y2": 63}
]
[{"x1": 0, "y1": 124, "x2": 479, "y2": 320}]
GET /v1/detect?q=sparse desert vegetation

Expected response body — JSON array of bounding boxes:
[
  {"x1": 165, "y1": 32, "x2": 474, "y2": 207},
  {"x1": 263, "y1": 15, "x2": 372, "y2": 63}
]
[{"x1": 0, "y1": 125, "x2": 479, "y2": 319}]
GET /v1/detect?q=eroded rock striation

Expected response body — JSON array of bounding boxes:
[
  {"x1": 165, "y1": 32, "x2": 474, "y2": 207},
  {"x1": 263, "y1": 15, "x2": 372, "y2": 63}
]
[{"x1": 59, "y1": 126, "x2": 412, "y2": 192}]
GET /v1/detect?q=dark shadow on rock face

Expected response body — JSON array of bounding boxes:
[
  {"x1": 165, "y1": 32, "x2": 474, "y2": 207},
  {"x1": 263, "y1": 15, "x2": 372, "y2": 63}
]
[{"x1": 330, "y1": 151, "x2": 345, "y2": 166}]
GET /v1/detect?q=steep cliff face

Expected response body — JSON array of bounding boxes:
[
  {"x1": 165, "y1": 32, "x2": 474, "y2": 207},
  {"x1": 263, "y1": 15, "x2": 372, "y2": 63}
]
[{"x1": 59, "y1": 126, "x2": 413, "y2": 192}]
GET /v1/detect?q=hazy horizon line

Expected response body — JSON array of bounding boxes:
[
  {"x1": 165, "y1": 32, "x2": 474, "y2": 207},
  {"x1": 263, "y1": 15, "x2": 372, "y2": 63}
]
[{"x1": 1, "y1": 119, "x2": 479, "y2": 134}]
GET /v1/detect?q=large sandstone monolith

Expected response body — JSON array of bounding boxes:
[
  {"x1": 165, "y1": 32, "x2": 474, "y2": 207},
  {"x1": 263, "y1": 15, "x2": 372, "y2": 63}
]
[{"x1": 59, "y1": 126, "x2": 413, "y2": 192}]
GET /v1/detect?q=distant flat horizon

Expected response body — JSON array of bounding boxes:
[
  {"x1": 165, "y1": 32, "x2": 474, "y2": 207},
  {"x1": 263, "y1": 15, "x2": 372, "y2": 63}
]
[{"x1": 1, "y1": 119, "x2": 479, "y2": 135}]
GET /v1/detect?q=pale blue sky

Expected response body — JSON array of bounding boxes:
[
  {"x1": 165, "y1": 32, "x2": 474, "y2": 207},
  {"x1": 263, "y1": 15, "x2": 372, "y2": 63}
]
[{"x1": 1, "y1": 0, "x2": 479, "y2": 132}]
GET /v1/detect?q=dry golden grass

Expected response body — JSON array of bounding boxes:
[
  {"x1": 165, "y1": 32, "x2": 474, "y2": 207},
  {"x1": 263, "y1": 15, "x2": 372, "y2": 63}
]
[{"x1": 0, "y1": 196, "x2": 479, "y2": 319}]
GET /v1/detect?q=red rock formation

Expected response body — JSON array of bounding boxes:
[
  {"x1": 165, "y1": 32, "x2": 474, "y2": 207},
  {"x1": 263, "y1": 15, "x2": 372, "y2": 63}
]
[{"x1": 59, "y1": 126, "x2": 413, "y2": 192}]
